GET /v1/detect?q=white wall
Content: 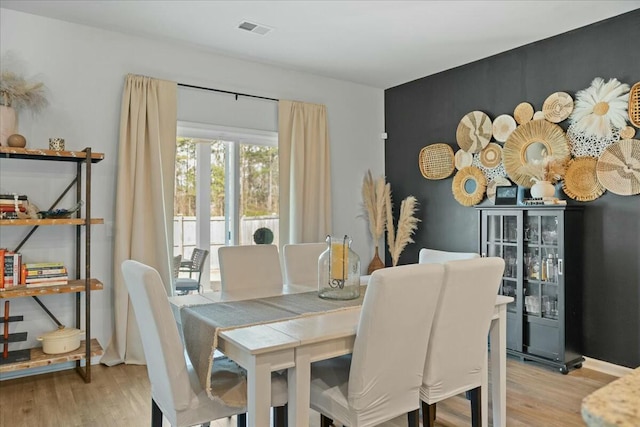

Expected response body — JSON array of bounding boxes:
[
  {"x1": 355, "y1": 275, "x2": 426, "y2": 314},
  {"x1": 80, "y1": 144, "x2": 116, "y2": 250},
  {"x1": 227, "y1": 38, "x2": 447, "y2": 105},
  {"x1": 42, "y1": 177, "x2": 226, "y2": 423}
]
[{"x1": 0, "y1": 8, "x2": 384, "y2": 377}]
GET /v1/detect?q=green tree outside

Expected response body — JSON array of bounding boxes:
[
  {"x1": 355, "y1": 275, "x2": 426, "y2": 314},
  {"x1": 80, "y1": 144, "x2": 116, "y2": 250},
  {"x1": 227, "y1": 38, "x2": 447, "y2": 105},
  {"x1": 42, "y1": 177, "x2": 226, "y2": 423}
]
[{"x1": 174, "y1": 138, "x2": 279, "y2": 218}]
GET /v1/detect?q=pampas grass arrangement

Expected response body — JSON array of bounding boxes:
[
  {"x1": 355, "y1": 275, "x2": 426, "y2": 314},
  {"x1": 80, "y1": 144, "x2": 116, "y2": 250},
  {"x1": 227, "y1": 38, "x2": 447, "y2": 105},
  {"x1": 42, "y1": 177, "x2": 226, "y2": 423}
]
[
  {"x1": 361, "y1": 170, "x2": 420, "y2": 269},
  {"x1": 362, "y1": 170, "x2": 387, "y2": 273},
  {"x1": 0, "y1": 71, "x2": 48, "y2": 112},
  {"x1": 362, "y1": 170, "x2": 386, "y2": 244},
  {"x1": 385, "y1": 184, "x2": 420, "y2": 267},
  {"x1": 520, "y1": 154, "x2": 567, "y2": 184},
  {"x1": 1, "y1": 52, "x2": 48, "y2": 112}
]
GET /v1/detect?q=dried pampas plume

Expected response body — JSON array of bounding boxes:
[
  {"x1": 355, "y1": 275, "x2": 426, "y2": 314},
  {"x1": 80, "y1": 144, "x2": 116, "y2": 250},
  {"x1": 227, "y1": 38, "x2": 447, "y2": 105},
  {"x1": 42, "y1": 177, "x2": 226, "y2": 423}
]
[
  {"x1": 385, "y1": 186, "x2": 420, "y2": 266},
  {"x1": 520, "y1": 155, "x2": 567, "y2": 184},
  {"x1": 361, "y1": 170, "x2": 386, "y2": 245},
  {"x1": 0, "y1": 52, "x2": 48, "y2": 113}
]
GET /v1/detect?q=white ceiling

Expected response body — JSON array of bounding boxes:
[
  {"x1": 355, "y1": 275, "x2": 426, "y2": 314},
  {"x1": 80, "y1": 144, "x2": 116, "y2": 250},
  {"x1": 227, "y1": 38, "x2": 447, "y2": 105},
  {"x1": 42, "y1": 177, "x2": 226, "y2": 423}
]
[{"x1": 1, "y1": 1, "x2": 639, "y2": 89}]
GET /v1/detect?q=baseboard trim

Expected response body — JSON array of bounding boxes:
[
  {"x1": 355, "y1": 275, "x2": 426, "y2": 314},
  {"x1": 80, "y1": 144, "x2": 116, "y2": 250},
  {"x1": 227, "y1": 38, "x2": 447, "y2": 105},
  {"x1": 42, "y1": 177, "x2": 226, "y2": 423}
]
[{"x1": 583, "y1": 357, "x2": 634, "y2": 377}]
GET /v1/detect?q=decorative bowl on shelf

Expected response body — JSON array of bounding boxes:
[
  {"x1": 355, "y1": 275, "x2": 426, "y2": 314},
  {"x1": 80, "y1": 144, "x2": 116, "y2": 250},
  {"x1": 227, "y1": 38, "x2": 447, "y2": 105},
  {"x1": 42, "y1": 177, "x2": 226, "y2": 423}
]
[{"x1": 37, "y1": 200, "x2": 83, "y2": 219}]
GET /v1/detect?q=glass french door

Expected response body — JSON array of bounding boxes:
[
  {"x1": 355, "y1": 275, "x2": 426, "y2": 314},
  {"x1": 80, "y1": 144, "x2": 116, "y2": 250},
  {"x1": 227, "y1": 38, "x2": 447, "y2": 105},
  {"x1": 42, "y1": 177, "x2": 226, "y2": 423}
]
[{"x1": 174, "y1": 124, "x2": 278, "y2": 291}]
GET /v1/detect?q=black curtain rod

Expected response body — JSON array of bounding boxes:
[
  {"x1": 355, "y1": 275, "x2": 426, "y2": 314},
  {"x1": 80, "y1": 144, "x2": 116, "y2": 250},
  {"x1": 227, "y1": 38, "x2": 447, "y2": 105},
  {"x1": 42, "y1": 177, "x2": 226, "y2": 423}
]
[{"x1": 178, "y1": 83, "x2": 278, "y2": 102}]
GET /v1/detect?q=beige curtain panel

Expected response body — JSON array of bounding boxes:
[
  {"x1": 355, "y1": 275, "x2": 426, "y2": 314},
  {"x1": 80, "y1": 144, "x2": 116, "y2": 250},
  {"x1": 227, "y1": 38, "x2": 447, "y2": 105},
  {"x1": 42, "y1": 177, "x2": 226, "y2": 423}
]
[
  {"x1": 102, "y1": 74, "x2": 177, "y2": 366},
  {"x1": 278, "y1": 100, "x2": 332, "y2": 245}
]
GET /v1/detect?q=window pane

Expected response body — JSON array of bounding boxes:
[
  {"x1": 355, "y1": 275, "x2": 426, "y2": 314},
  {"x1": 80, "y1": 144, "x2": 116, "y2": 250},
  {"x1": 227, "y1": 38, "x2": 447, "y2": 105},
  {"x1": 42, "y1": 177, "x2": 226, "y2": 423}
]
[{"x1": 239, "y1": 143, "x2": 279, "y2": 246}]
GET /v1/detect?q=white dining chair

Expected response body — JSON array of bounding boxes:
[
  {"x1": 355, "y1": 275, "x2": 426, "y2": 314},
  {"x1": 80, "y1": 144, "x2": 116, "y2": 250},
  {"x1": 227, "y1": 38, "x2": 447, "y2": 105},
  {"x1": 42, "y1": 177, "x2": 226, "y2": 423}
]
[
  {"x1": 121, "y1": 260, "x2": 288, "y2": 427},
  {"x1": 418, "y1": 247, "x2": 480, "y2": 264},
  {"x1": 308, "y1": 263, "x2": 446, "y2": 427},
  {"x1": 419, "y1": 257, "x2": 505, "y2": 427},
  {"x1": 282, "y1": 242, "x2": 326, "y2": 286},
  {"x1": 218, "y1": 244, "x2": 283, "y2": 292}
]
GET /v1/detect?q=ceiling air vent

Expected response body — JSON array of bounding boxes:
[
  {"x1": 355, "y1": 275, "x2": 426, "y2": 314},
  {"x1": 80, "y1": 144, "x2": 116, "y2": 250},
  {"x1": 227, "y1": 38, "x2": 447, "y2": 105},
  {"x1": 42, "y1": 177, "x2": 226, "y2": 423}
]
[{"x1": 238, "y1": 21, "x2": 273, "y2": 36}]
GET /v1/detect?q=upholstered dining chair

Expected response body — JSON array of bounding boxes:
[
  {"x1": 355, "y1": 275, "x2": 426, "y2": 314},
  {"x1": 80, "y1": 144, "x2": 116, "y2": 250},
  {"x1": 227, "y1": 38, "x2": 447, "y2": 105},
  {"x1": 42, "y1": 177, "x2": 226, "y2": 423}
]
[
  {"x1": 308, "y1": 263, "x2": 446, "y2": 427},
  {"x1": 121, "y1": 260, "x2": 288, "y2": 427},
  {"x1": 282, "y1": 242, "x2": 326, "y2": 286},
  {"x1": 419, "y1": 257, "x2": 505, "y2": 427},
  {"x1": 418, "y1": 248, "x2": 480, "y2": 264},
  {"x1": 218, "y1": 244, "x2": 283, "y2": 292},
  {"x1": 174, "y1": 249, "x2": 209, "y2": 295}
]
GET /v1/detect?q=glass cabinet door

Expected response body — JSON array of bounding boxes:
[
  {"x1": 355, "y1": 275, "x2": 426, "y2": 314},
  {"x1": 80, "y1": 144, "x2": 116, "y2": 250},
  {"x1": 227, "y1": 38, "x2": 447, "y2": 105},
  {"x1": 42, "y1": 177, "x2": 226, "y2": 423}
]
[
  {"x1": 524, "y1": 212, "x2": 561, "y2": 320},
  {"x1": 482, "y1": 211, "x2": 521, "y2": 315}
]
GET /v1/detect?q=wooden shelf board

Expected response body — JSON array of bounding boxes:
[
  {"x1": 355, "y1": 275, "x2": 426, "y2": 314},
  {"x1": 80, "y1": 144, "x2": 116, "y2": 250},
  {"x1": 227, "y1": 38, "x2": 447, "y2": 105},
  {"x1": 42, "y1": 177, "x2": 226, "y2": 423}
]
[
  {"x1": 0, "y1": 147, "x2": 104, "y2": 163},
  {"x1": 0, "y1": 339, "x2": 103, "y2": 373},
  {"x1": 0, "y1": 279, "x2": 103, "y2": 298},
  {"x1": 0, "y1": 218, "x2": 104, "y2": 226}
]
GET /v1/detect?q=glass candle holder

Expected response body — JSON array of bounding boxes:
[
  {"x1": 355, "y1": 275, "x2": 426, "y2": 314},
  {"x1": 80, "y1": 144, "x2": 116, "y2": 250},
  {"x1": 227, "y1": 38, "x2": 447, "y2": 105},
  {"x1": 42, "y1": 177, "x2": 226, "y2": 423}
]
[{"x1": 318, "y1": 235, "x2": 360, "y2": 300}]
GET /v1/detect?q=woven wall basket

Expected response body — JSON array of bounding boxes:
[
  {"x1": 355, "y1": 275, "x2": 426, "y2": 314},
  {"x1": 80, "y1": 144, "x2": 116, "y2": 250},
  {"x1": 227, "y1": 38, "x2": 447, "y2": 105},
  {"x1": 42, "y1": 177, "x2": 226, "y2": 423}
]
[
  {"x1": 456, "y1": 111, "x2": 492, "y2": 153},
  {"x1": 455, "y1": 149, "x2": 473, "y2": 170},
  {"x1": 514, "y1": 102, "x2": 534, "y2": 125},
  {"x1": 562, "y1": 157, "x2": 605, "y2": 201},
  {"x1": 542, "y1": 91, "x2": 574, "y2": 123},
  {"x1": 419, "y1": 143, "x2": 455, "y2": 180},
  {"x1": 480, "y1": 143, "x2": 503, "y2": 168},
  {"x1": 596, "y1": 138, "x2": 640, "y2": 196},
  {"x1": 620, "y1": 126, "x2": 636, "y2": 139},
  {"x1": 629, "y1": 82, "x2": 640, "y2": 128}
]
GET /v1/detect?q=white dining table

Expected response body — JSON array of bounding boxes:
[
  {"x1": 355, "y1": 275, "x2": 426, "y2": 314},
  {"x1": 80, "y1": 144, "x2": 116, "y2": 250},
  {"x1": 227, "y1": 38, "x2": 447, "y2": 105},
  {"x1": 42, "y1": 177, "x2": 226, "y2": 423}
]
[{"x1": 172, "y1": 288, "x2": 513, "y2": 427}]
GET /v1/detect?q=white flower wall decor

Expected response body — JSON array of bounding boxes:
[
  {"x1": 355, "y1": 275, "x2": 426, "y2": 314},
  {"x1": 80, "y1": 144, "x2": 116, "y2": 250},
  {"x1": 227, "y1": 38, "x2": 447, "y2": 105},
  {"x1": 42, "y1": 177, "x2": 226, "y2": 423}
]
[{"x1": 569, "y1": 77, "x2": 630, "y2": 139}]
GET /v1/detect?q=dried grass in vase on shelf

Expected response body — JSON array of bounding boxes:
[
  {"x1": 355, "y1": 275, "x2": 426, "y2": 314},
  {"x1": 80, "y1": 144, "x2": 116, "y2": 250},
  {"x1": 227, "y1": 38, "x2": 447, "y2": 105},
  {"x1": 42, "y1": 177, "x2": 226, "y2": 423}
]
[{"x1": 520, "y1": 155, "x2": 567, "y2": 184}]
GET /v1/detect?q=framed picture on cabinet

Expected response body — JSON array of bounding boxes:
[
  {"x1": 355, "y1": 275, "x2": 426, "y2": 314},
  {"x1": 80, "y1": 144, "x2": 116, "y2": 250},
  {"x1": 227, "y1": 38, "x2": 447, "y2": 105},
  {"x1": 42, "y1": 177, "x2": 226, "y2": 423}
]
[{"x1": 495, "y1": 185, "x2": 518, "y2": 205}]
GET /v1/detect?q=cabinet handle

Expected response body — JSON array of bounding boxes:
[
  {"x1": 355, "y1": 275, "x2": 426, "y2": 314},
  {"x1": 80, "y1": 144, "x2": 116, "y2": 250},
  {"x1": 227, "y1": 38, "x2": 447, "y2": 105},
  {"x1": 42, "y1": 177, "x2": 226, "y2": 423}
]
[{"x1": 558, "y1": 258, "x2": 563, "y2": 276}]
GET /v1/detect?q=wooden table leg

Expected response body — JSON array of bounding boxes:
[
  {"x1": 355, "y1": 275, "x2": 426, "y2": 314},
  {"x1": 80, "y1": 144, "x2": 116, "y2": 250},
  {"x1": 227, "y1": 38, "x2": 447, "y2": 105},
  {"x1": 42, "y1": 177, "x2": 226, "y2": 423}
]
[
  {"x1": 247, "y1": 356, "x2": 272, "y2": 427},
  {"x1": 288, "y1": 347, "x2": 311, "y2": 427},
  {"x1": 489, "y1": 306, "x2": 507, "y2": 427}
]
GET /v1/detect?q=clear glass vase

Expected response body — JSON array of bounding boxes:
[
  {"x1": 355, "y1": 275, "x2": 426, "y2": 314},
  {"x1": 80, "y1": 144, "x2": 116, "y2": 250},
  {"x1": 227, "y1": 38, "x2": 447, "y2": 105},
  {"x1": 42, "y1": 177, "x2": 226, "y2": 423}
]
[{"x1": 318, "y1": 235, "x2": 361, "y2": 300}]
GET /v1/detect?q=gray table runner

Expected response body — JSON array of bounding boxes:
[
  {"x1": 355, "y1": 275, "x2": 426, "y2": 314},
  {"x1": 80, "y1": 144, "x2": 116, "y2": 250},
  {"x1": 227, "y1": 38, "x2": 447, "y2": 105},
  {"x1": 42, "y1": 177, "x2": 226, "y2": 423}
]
[{"x1": 180, "y1": 288, "x2": 366, "y2": 405}]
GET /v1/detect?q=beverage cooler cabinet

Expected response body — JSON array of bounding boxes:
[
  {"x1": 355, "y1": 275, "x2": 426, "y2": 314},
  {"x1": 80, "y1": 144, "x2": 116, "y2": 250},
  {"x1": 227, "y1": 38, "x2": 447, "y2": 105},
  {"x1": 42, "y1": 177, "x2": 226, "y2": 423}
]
[{"x1": 477, "y1": 206, "x2": 584, "y2": 374}]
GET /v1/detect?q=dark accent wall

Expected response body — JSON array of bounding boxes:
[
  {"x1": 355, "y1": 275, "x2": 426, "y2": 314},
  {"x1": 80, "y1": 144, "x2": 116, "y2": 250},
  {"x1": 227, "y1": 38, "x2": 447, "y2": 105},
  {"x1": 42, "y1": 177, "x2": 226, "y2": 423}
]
[{"x1": 385, "y1": 10, "x2": 640, "y2": 368}]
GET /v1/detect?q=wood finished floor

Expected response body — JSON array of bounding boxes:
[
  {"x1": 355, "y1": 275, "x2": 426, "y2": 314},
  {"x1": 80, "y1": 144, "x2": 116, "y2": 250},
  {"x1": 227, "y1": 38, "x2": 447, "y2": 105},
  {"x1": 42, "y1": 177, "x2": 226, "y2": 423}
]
[{"x1": 0, "y1": 358, "x2": 615, "y2": 427}]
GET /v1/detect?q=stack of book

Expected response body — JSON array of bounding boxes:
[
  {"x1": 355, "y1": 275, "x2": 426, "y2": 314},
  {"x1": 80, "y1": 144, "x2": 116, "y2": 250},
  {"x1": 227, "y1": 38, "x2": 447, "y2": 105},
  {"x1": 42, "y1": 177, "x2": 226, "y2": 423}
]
[
  {"x1": 24, "y1": 262, "x2": 68, "y2": 288},
  {"x1": 0, "y1": 249, "x2": 22, "y2": 289},
  {"x1": 0, "y1": 194, "x2": 28, "y2": 219}
]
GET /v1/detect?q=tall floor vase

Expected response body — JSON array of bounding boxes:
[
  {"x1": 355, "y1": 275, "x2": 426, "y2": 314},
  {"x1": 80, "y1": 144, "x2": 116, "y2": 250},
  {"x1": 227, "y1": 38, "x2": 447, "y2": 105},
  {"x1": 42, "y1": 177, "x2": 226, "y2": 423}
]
[
  {"x1": 0, "y1": 105, "x2": 18, "y2": 146},
  {"x1": 367, "y1": 246, "x2": 385, "y2": 274}
]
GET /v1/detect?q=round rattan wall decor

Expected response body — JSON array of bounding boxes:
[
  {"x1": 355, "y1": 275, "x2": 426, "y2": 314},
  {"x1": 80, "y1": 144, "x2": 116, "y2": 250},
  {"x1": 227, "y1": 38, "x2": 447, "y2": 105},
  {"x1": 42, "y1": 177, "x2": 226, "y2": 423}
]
[
  {"x1": 562, "y1": 157, "x2": 605, "y2": 201},
  {"x1": 419, "y1": 143, "x2": 455, "y2": 180},
  {"x1": 492, "y1": 114, "x2": 517, "y2": 143},
  {"x1": 620, "y1": 126, "x2": 636, "y2": 139},
  {"x1": 480, "y1": 143, "x2": 503, "y2": 169},
  {"x1": 503, "y1": 120, "x2": 571, "y2": 187},
  {"x1": 456, "y1": 111, "x2": 492, "y2": 153},
  {"x1": 596, "y1": 138, "x2": 640, "y2": 196},
  {"x1": 543, "y1": 92, "x2": 574, "y2": 123},
  {"x1": 455, "y1": 149, "x2": 473, "y2": 170},
  {"x1": 452, "y1": 166, "x2": 487, "y2": 206},
  {"x1": 514, "y1": 102, "x2": 534, "y2": 125}
]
